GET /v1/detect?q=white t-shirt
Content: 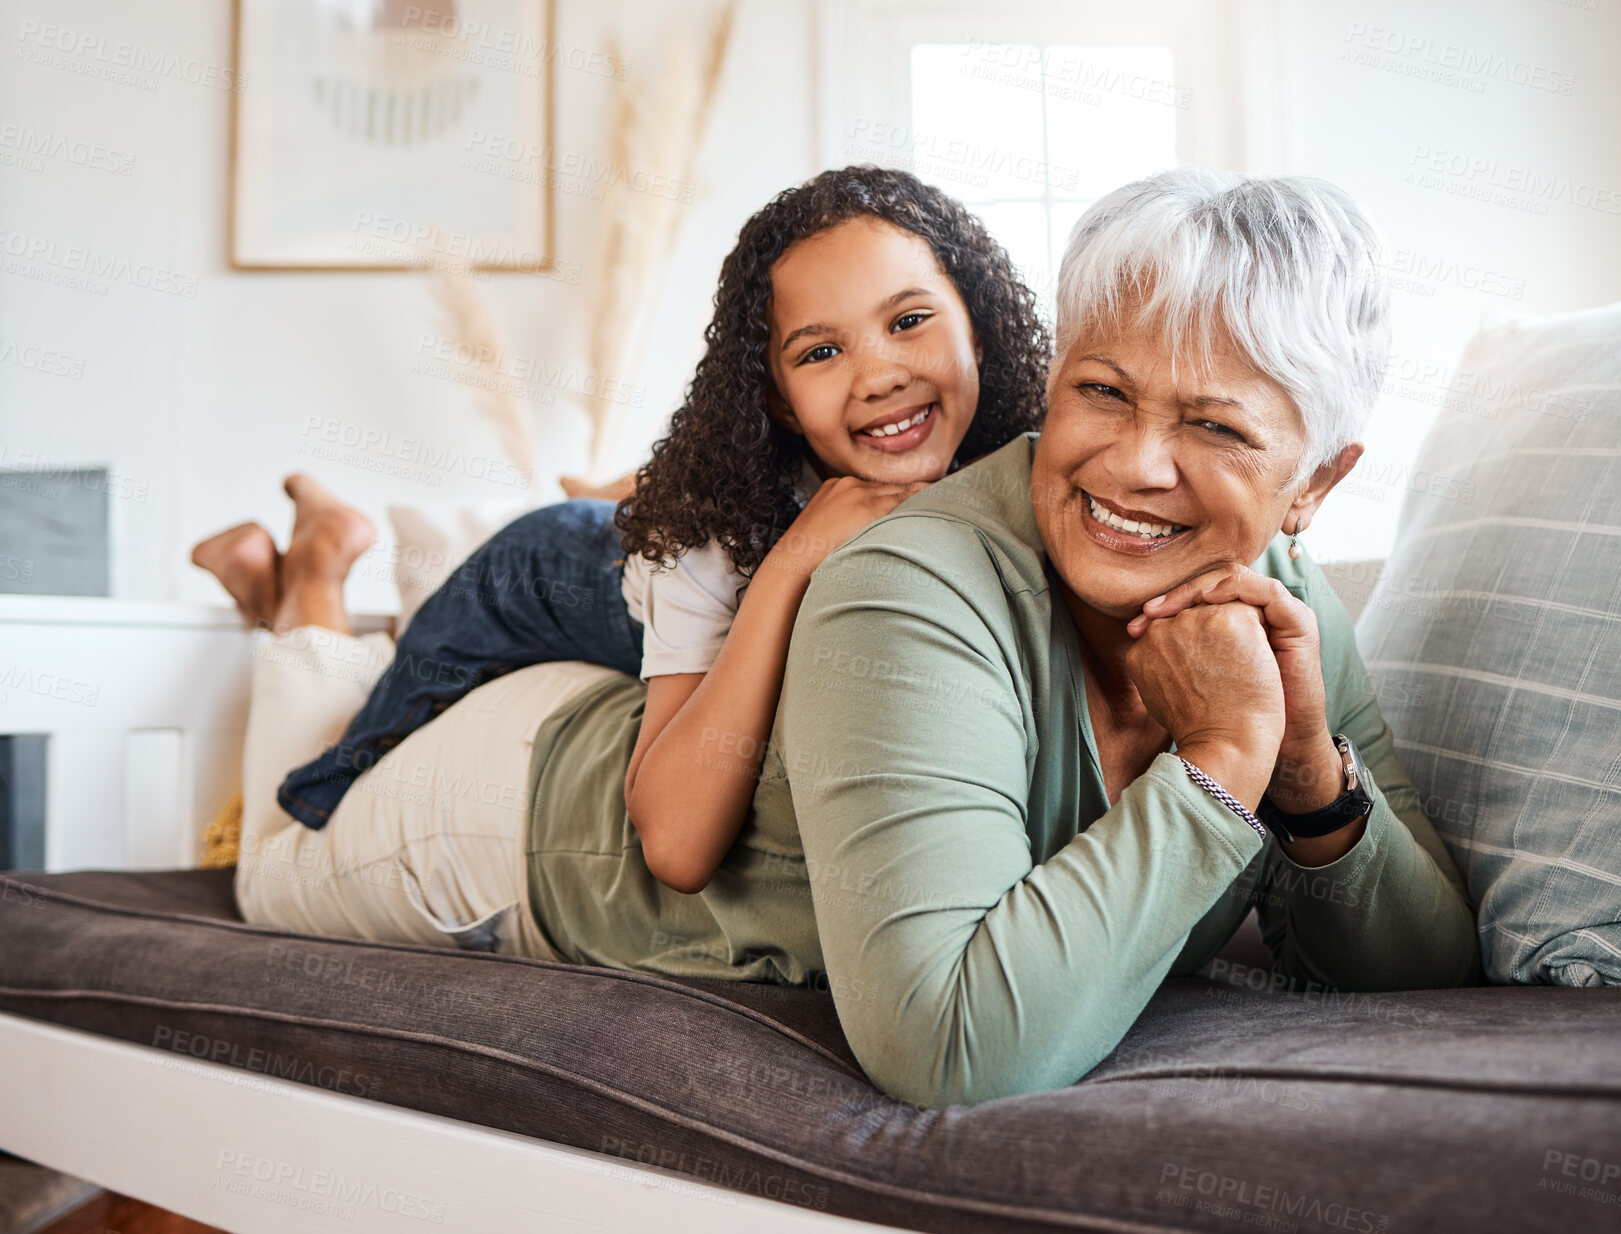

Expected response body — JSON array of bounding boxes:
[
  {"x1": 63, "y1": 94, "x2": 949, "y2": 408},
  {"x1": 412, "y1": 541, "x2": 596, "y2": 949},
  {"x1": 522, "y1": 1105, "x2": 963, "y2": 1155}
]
[{"x1": 620, "y1": 461, "x2": 822, "y2": 680}]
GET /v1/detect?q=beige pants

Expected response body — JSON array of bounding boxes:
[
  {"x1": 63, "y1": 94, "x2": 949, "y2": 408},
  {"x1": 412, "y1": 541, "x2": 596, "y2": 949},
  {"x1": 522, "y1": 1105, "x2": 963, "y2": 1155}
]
[{"x1": 234, "y1": 625, "x2": 619, "y2": 958}]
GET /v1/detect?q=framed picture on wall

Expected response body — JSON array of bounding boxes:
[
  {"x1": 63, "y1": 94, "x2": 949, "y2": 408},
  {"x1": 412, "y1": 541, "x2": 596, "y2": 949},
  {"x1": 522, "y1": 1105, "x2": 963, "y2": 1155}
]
[{"x1": 230, "y1": 0, "x2": 554, "y2": 271}]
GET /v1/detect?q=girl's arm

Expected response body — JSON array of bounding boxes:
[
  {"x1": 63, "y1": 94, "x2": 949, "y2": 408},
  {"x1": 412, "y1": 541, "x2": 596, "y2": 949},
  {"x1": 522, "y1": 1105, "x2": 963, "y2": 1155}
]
[{"x1": 624, "y1": 476, "x2": 924, "y2": 893}]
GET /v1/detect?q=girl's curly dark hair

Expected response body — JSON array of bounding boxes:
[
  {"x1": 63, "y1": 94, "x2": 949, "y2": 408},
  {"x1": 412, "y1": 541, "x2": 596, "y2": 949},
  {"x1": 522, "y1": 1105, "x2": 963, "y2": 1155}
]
[{"x1": 616, "y1": 165, "x2": 1052, "y2": 576}]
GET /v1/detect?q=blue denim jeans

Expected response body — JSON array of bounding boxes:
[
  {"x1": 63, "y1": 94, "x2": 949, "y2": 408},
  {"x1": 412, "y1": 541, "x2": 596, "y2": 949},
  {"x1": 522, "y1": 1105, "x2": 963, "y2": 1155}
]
[{"x1": 277, "y1": 499, "x2": 643, "y2": 829}]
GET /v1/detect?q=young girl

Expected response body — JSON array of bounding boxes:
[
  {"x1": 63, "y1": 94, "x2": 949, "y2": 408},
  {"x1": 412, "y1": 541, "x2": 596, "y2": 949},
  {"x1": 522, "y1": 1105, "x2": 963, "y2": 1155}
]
[{"x1": 197, "y1": 165, "x2": 1050, "y2": 896}]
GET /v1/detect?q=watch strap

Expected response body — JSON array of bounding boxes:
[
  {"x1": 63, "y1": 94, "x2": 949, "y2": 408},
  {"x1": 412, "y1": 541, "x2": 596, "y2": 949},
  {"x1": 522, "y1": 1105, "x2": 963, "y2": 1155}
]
[{"x1": 1258, "y1": 733, "x2": 1373, "y2": 842}]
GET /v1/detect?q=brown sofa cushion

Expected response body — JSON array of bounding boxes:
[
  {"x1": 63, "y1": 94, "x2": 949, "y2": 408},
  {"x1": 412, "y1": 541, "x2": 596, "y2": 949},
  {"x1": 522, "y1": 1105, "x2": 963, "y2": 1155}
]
[{"x1": 3, "y1": 868, "x2": 1619, "y2": 1233}]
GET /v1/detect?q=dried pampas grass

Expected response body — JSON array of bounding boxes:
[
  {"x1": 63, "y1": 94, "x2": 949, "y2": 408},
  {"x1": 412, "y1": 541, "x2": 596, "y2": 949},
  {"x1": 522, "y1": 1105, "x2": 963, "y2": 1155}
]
[
  {"x1": 579, "y1": 2, "x2": 736, "y2": 478},
  {"x1": 427, "y1": 259, "x2": 535, "y2": 482},
  {"x1": 412, "y1": 4, "x2": 737, "y2": 486}
]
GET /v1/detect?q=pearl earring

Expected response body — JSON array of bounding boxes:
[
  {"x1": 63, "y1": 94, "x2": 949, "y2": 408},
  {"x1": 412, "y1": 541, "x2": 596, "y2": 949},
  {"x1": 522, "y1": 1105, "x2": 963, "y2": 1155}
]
[{"x1": 1288, "y1": 515, "x2": 1308, "y2": 560}]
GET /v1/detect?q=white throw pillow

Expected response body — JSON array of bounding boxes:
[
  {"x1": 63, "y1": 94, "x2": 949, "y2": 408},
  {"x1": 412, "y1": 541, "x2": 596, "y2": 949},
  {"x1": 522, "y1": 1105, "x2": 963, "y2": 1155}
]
[
  {"x1": 387, "y1": 496, "x2": 544, "y2": 633},
  {"x1": 1357, "y1": 301, "x2": 1621, "y2": 985}
]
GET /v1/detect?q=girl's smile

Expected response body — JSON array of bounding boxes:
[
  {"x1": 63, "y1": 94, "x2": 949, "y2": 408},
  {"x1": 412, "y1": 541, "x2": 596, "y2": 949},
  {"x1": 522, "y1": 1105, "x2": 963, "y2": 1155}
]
[{"x1": 855, "y1": 401, "x2": 937, "y2": 452}]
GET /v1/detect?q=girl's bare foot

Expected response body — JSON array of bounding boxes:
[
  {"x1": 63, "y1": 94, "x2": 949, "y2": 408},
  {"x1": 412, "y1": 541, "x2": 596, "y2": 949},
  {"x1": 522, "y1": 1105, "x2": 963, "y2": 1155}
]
[
  {"x1": 190, "y1": 523, "x2": 281, "y2": 626},
  {"x1": 272, "y1": 474, "x2": 375, "y2": 635}
]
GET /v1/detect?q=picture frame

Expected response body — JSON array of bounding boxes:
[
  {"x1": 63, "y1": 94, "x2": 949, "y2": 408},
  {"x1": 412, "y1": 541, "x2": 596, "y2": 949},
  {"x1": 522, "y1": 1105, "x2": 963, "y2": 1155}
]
[{"x1": 229, "y1": 0, "x2": 555, "y2": 272}]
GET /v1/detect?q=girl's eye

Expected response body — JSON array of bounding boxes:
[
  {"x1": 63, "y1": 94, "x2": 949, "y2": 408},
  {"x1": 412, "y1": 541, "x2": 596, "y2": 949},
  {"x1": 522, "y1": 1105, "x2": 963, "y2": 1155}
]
[
  {"x1": 798, "y1": 344, "x2": 839, "y2": 365},
  {"x1": 892, "y1": 311, "x2": 929, "y2": 332}
]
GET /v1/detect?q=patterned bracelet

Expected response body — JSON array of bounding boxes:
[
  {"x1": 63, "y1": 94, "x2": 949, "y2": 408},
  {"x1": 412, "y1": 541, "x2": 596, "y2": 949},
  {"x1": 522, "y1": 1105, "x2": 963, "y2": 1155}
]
[{"x1": 1178, "y1": 756, "x2": 1267, "y2": 840}]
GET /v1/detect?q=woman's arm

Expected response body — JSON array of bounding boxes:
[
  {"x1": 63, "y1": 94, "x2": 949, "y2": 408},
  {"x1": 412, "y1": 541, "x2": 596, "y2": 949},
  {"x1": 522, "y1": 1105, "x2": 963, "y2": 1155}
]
[
  {"x1": 1255, "y1": 570, "x2": 1481, "y2": 990},
  {"x1": 781, "y1": 518, "x2": 1279, "y2": 1108},
  {"x1": 1134, "y1": 559, "x2": 1481, "y2": 991},
  {"x1": 624, "y1": 477, "x2": 926, "y2": 894}
]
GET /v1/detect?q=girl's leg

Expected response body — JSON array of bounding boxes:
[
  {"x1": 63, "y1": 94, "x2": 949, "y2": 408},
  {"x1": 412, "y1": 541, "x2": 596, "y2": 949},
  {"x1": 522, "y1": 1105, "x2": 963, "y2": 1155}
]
[{"x1": 276, "y1": 498, "x2": 642, "y2": 829}]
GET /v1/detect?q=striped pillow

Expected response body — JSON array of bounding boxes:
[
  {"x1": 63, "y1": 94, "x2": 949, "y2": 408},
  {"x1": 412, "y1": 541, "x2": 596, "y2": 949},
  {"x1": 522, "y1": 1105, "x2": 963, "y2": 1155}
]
[{"x1": 1357, "y1": 301, "x2": 1621, "y2": 986}]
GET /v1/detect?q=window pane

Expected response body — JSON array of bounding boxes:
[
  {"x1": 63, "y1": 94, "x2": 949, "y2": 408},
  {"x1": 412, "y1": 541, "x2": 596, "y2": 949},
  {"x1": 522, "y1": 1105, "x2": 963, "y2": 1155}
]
[
  {"x1": 1048, "y1": 198, "x2": 1093, "y2": 291},
  {"x1": 910, "y1": 44, "x2": 1046, "y2": 200},
  {"x1": 965, "y1": 201, "x2": 1051, "y2": 303},
  {"x1": 1043, "y1": 46, "x2": 1179, "y2": 199},
  {"x1": 908, "y1": 41, "x2": 1180, "y2": 322}
]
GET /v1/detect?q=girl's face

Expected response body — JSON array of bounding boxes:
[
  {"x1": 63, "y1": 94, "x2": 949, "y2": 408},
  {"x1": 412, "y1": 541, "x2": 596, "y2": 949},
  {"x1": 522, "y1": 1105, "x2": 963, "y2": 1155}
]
[{"x1": 766, "y1": 217, "x2": 982, "y2": 483}]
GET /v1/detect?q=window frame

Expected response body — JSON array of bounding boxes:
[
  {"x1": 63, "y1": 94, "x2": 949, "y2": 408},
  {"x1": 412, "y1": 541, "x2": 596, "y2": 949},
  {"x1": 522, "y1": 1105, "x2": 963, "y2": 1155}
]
[{"x1": 814, "y1": 0, "x2": 1282, "y2": 179}]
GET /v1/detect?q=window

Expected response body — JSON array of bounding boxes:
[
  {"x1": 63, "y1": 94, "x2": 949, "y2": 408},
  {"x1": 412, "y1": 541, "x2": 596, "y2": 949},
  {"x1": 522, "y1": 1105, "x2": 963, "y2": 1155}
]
[
  {"x1": 817, "y1": 0, "x2": 1249, "y2": 321},
  {"x1": 908, "y1": 42, "x2": 1180, "y2": 307}
]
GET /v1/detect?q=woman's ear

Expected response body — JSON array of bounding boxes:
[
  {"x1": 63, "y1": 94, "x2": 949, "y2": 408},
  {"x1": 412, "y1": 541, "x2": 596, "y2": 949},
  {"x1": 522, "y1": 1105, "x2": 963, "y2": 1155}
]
[{"x1": 1287, "y1": 442, "x2": 1364, "y2": 533}]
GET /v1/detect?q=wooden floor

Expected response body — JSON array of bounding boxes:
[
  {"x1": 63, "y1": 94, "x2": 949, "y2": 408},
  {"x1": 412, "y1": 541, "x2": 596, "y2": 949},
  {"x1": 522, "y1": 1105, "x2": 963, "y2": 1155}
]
[{"x1": 36, "y1": 1191, "x2": 225, "y2": 1234}]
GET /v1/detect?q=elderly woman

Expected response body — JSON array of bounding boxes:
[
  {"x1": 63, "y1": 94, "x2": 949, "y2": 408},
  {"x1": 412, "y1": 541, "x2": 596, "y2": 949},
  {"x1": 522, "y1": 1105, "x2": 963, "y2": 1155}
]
[
  {"x1": 770, "y1": 168, "x2": 1481, "y2": 1105},
  {"x1": 222, "y1": 167, "x2": 1478, "y2": 1111}
]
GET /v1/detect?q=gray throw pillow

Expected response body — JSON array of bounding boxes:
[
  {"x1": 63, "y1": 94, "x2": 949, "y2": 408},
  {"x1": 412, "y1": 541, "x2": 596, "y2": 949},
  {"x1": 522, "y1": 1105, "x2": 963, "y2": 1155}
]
[{"x1": 1357, "y1": 301, "x2": 1621, "y2": 986}]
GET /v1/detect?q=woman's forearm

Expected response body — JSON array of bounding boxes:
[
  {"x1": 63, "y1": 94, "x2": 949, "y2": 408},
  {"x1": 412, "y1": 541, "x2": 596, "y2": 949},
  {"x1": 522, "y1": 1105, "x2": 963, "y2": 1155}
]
[
  {"x1": 1261, "y1": 708, "x2": 1481, "y2": 992},
  {"x1": 1259, "y1": 596, "x2": 1481, "y2": 991},
  {"x1": 626, "y1": 558, "x2": 810, "y2": 893}
]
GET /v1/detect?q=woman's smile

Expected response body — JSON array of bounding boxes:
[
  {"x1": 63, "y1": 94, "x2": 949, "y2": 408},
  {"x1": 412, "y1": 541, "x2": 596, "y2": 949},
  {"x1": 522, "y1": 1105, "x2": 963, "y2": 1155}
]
[{"x1": 1079, "y1": 488, "x2": 1193, "y2": 556}]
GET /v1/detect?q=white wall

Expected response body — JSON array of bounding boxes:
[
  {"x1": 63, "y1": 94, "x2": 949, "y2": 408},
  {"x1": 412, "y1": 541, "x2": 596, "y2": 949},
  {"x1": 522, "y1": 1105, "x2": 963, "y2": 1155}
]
[
  {"x1": 5, "y1": 0, "x2": 1616, "y2": 598},
  {"x1": 0, "y1": 0, "x2": 816, "y2": 611},
  {"x1": 1267, "y1": 0, "x2": 1621, "y2": 562},
  {"x1": 816, "y1": 0, "x2": 1621, "y2": 564}
]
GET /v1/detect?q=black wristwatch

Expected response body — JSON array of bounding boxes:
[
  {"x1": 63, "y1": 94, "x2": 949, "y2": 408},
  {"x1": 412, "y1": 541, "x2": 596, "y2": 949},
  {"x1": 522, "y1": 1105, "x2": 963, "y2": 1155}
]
[{"x1": 1258, "y1": 733, "x2": 1373, "y2": 842}]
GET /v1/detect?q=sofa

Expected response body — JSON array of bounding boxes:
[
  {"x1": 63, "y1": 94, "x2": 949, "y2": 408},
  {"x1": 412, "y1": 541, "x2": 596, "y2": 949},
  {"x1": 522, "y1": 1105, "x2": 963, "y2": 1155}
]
[{"x1": 3, "y1": 303, "x2": 1619, "y2": 1234}]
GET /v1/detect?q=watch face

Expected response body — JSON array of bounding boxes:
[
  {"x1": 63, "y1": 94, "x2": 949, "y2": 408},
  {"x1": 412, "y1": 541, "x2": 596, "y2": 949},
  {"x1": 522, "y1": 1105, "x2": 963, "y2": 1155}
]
[{"x1": 1339, "y1": 736, "x2": 1370, "y2": 803}]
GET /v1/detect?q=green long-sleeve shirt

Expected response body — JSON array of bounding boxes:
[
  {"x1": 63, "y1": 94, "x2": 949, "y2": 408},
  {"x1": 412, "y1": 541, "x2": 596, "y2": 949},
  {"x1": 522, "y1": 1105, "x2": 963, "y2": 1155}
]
[
  {"x1": 777, "y1": 433, "x2": 1479, "y2": 1107},
  {"x1": 524, "y1": 433, "x2": 1480, "y2": 1108}
]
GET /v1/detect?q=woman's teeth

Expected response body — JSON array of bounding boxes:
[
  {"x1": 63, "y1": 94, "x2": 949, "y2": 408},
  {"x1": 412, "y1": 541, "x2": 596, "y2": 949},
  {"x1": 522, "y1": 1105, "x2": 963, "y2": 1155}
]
[
  {"x1": 1086, "y1": 493, "x2": 1188, "y2": 539},
  {"x1": 861, "y1": 405, "x2": 933, "y2": 438}
]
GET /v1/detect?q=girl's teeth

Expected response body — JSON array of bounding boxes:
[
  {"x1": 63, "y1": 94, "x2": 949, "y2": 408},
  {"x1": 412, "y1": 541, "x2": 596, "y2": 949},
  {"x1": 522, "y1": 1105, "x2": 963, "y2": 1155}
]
[
  {"x1": 1087, "y1": 494, "x2": 1187, "y2": 539},
  {"x1": 865, "y1": 406, "x2": 931, "y2": 437}
]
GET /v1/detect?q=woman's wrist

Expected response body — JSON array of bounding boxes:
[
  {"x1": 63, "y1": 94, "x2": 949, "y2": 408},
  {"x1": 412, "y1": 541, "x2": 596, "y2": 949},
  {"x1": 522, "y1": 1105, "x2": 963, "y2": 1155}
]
[
  {"x1": 1260, "y1": 730, "x2": 1371, "y2": 866},
  {"x1": 1266, "y1": 730, "x2": 1345, "y2": 814},
  {"x1": 1174, "y1": 738, "x2": 1274, "y2": 813}
]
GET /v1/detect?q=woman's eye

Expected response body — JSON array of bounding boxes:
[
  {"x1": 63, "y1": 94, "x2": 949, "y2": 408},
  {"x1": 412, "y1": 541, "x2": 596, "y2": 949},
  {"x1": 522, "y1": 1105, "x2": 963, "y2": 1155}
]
[
  {"x1": 799, "y1": 344, "x2": 839, "y2": 365},
  {"x1": 1197, "y1": 419, "x2": 1242, "y2": 439},
  {"x1": 892, "y1": 311, "x2": 929, "y2": 332},
  {"x1": 1081, "y1": 383, "x2": 1124, "y2": 401}
]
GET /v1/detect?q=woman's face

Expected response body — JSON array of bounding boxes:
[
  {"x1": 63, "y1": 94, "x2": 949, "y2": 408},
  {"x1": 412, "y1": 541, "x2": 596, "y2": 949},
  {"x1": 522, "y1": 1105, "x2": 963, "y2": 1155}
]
[
  {"x1": 767, "y1": 217, "x2": 981, "y2": 483},
  {"x1": 1032, "y1": 317, "x2": 1352, "y2": 621}
]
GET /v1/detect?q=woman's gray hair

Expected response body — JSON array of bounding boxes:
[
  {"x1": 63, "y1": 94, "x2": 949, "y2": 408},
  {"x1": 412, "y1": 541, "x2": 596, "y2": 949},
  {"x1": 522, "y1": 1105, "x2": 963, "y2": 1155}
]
[{"x1": 1052, "y1": 168, "x2": 1391, "y2": 491}]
